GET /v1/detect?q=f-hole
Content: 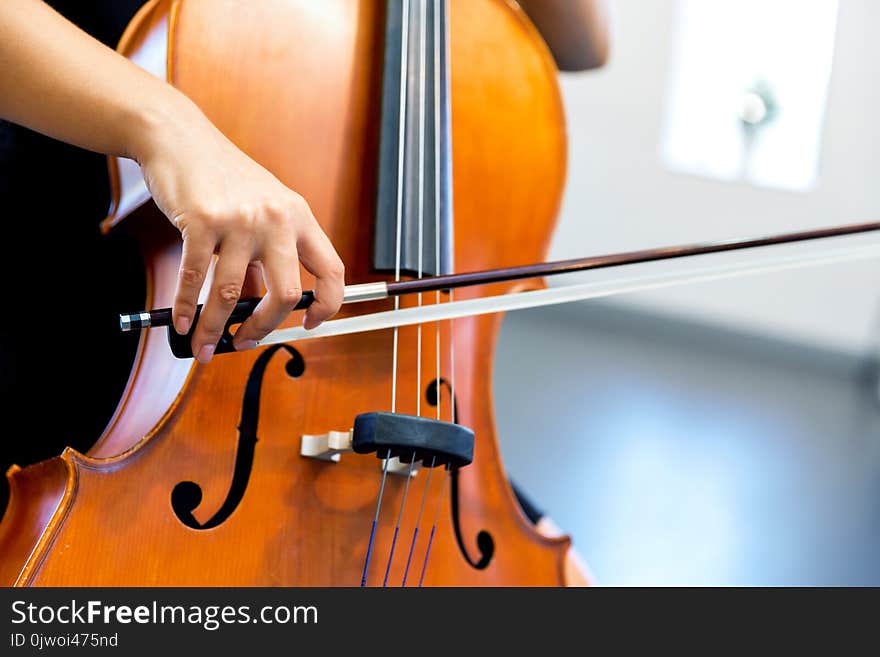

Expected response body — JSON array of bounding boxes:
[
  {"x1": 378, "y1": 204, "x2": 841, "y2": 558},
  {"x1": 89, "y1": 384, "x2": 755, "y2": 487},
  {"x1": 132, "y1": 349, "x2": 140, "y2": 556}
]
[
  {"x1": 171, "y1": 344, "x2": 305, "y2": 529},
  {"x1": 426, "y1": 378, "x2": 494, "y2": 570}
]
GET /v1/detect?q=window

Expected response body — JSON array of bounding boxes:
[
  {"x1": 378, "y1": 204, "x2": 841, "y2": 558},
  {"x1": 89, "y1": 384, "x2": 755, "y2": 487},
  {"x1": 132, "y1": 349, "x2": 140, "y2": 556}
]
[{"x1": 661, "y1": 0, "x2": 839, "y2": 192}]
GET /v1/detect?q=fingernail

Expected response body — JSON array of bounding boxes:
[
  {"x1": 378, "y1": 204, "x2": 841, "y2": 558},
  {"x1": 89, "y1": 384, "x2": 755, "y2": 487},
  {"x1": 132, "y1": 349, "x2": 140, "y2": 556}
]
[
  {"x1": 196, "y1": 344, "x2": 215, "y2": 364},
  {"x1": 176, "y1": 316, "x2": 191, "y2": 335},
  {"x1": 236, "y1": 339, "x2": 257, "y2": 351}
]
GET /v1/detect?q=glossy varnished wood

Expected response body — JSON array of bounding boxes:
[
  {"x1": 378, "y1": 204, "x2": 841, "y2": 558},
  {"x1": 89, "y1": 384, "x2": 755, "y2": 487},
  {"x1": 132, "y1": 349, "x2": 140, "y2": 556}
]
[{"x1": 0, "y1": 0, "x2": 572, "y2": 586}]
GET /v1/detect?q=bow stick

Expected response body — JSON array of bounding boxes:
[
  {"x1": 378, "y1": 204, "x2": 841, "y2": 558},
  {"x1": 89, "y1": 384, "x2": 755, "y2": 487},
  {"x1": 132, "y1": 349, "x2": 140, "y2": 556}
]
[{"x1": 119, "y1": 222, "x2": 880, "y2": 354}]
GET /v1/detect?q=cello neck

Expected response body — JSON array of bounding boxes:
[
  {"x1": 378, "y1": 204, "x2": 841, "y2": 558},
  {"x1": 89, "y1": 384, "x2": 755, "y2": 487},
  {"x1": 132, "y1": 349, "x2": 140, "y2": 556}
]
[{"x1": 373, "y1": 0, "x2": 454, "y2": 278}]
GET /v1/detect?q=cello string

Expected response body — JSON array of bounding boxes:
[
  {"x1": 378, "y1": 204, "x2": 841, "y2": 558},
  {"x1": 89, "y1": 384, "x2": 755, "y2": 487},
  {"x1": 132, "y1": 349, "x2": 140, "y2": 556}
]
[
  {"x1": 434, "y1": 0, "x2": 442, "y2": 423},
  {"x1": 418, "y1": 463, "x2": 451, "y2": 587},
  {"x1": 380, "y1": 0, "x2": 424, "y2": 588},
  {"x1": 416, "y1": 0, "x2": 428, "y2": 421},
  {"x1": 438, "y1": 0, "x2": 456, "y2": 429},
  {"x1": 400, "y1": 0, "x2": 442, "y2": 589},
  {"x1": 405, "y1": 0, "x2": 442, "y2": 590},
  {"x1": 391, "y1": 0, "x2": 411, "y2": 416},
  {"x1": 401, "y1": 454, "x2": 436, "y2": 586},
  {"x1": 449, "y1": 289, "x2": 456, "y2": 424},
  {"x1": 382, "y1": 456, "x2": 417, "y2": 587},
  {"x1": 361, "y1": 0, "x2": 411, "y2": 587},
  {"x1": 361, "y1": 448, "x2": 392, "y2": 587},
  {"x1": 418, "y1": 2, "x2": 452, "y2": 586}
]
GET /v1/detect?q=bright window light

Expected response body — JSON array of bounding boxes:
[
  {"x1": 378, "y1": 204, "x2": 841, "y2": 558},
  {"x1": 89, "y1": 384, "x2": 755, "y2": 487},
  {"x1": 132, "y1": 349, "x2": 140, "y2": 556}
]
[{"x1": 661, "y1": 0, "x2": 839, "y2": 192}]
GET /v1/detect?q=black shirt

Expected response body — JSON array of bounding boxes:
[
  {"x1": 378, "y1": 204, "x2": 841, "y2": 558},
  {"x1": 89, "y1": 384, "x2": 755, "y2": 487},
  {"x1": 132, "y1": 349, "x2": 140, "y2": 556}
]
[{"x1": 0, "y1": 1, "x2": 147, "y2": 513}]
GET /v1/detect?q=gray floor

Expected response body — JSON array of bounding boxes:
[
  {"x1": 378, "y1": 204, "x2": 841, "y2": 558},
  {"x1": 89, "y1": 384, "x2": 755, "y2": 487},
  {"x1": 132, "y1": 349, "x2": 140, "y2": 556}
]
[{"x1": 494, "y1": 302, "x2": 880, "y2": 586}]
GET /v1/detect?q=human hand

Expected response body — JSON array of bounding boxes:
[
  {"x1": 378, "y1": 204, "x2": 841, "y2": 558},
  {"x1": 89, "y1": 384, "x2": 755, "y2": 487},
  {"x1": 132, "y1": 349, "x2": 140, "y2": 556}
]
[{"x1": 133, "y1": 100, "x2": 344, "y2": 363}]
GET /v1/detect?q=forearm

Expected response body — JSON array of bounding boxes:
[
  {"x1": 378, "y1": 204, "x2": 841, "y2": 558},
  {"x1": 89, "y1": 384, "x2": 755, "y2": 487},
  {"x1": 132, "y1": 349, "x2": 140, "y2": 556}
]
[
  {"x1": 0, "y1": 0, "x2": 347, "y2": 359},
  {"x1": 0, "y1": 0, "x2": 196, "y2": 161},
  {"x1": 518, "y1": 0, "x2": 610, "y2": 72}
]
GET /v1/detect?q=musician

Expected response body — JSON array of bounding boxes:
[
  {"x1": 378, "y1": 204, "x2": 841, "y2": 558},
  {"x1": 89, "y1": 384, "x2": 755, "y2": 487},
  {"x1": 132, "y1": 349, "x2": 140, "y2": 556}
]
[{"x1": 0, "y1": 0, "x2": 608, "y2": 514}]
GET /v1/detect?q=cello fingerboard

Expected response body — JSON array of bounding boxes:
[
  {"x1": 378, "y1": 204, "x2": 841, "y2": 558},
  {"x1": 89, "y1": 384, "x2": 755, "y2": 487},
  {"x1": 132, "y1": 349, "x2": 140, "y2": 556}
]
[{"x1": 373, "y1": 0, "x2": 454, "y2": 278}]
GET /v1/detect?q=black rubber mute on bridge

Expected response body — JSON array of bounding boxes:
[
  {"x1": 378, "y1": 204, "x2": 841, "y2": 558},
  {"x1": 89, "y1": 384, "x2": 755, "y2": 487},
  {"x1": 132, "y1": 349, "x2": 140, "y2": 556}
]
[{"x1": 352, "y1": 412, "x2": 474, "y2": 469}]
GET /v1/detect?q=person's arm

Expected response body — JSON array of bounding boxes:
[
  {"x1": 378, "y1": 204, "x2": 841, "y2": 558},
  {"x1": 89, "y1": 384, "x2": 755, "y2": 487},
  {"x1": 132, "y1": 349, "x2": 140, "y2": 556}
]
[
  {"x1": 0, "y1": 0, "x2": 344, "y2": 363},
  {"x1": 517, "y1": 0, "x2": 610, "y2": 72}
]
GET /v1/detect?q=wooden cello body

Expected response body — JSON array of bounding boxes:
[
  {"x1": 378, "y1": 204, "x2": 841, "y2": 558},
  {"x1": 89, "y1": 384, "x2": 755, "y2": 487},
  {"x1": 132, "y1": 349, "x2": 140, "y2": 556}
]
[{"x1": 0, "y1": 0, "x2": 578, "y2": 586}]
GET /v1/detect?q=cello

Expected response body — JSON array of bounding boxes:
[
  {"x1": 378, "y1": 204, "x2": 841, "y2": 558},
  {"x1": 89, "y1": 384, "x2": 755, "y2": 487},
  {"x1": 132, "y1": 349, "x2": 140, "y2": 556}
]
[
  {"x1": 3, "y1": 0, "x2": 878, "y2": 588},
  {"x1": 0, "y1": 0, "x2": 583, "y2": 586}
]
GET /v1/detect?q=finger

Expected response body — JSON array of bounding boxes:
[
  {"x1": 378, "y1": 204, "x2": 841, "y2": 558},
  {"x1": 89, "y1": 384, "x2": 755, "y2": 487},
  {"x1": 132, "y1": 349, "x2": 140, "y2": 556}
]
[
  {"x1": 297, "y1": 226, "x2": 345, "y2": 330},
  {"x1": 233, "y1": 242, "x2": 302, "y2": 349},
  {"x1": 242, "y1": 261, "x2": 264, "y2": 299},
  {"x1": 192, "y1": 237, "x2": 252, "y2": 363},
  {"x1": 172, "y1": 227, "x2": 213, "y2": 336}
]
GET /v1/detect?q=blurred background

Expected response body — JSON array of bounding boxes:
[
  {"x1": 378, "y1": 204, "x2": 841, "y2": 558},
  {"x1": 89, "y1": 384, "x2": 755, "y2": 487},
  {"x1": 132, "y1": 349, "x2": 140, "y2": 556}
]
[{"x1": 495, "y1": 0, "x2": 880, "y2": 585}]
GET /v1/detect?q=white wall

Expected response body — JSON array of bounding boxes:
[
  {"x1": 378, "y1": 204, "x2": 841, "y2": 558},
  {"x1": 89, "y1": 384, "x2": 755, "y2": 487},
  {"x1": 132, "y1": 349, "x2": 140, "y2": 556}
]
[{"x1": 549, "y1": 0, "x2": 880, "y2": 356}]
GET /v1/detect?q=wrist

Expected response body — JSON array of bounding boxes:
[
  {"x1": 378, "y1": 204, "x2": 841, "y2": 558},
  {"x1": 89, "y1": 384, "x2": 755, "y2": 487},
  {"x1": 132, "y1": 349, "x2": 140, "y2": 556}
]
[{"x1": 123, "y1": 86, "x2": 206, "y2": 165}]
